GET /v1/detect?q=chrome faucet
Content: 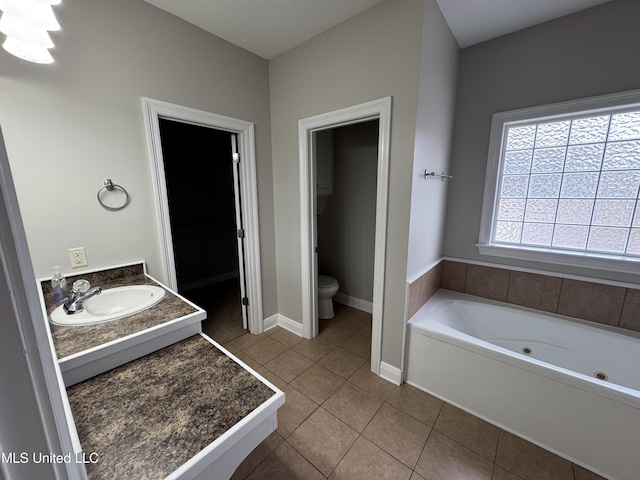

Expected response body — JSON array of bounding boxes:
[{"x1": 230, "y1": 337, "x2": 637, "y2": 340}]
[{"x1": 63, "y1": 280, "x2": 102, "y2": 315}]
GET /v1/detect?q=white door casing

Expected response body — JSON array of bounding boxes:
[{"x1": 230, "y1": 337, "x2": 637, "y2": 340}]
[
  {"x1": 298, "y1": 96, "x2": 392, "y2": 374},
  {"x1": 142, "y1": 98, "x2": 264, "y2": 334}
]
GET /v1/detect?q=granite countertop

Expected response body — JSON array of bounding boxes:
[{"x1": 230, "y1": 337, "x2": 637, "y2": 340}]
[
  {"x1": 43, "y1": 265, "x2": 199, "y2": 359},
  {"x1": 66, "y1": 334, "x2": 275, "y2": 480}
]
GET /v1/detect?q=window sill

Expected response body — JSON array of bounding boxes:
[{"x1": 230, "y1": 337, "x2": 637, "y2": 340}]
[{"x1": 476, "y1": 243, "x2": 640, "y2": 276}]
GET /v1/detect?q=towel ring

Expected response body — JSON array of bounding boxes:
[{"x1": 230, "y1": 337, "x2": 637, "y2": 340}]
[{"x1": 97, "y1": 179, "x2": 130, "y2": 211}]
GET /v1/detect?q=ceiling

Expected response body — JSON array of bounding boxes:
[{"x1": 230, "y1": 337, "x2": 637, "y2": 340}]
[{"x1": 143, "y1": 0, "x2": 611, "y2": 59}]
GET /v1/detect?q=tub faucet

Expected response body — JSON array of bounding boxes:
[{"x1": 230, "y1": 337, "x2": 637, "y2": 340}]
[{"x1": 63, "y1": 280, "x2": 101, "y2": 315}]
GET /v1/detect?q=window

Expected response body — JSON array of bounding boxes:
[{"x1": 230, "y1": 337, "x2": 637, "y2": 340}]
[{"x1": 478, "y1": 90, "x2": 640, "y2": 274}]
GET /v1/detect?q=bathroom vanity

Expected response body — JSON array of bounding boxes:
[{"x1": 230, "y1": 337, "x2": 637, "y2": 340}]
[{"x1": 38, "y1": 262, "x2": 284, "y2": 480}]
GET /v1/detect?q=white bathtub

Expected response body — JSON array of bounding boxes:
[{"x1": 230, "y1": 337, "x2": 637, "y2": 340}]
[{"x1": 406, "y1": 289, "x2": 640, "y2": 480}]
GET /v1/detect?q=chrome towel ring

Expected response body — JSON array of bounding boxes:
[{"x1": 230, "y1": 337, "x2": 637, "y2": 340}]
[{"x1": 97, "y1": 179, "x2": 130, "y2": 211}]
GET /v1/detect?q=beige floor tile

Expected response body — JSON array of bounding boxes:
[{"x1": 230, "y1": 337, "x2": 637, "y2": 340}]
[
  {"x1": 292, "y1": 338, "x2": 336, "y2": 362},
  {"x1": 317, "y1": 321, "x2": 357, "y2": 345},
  {"x1": 329, "y1": 437, "x2": 412, "y2": 480},
  {"x1": 264, "y1": 325, "x2": 284, "y2": 336},
  {"x1": 410, "y1": 473, "x2": 426, "y2": 480},
  {"x1": 385, "y1": 384, "x2": 443, "y2": 426},
  {"x1": 222, "y1": 342, "x2": 242, "y2": 355},
  {"x1": 231, "y1": 431, "x2": 284, "y2": 480},
  {"x1": 254, "y1": 366, "x2": 287, "y2": 390},
  {"x1": 288, "y1": 408, "x2": 358, "y2": 477},
  {"x1": 246, "y1": 441, "x2": 325, "y2": 480},
  {"x1": 290, "y1": 364, "x2": 345, "y2": 404},
  {"x1": 434, "y1": 403, "x2": 500, "y2": 460},
  {"x1": 264, "y1": 350, "x2": 314, "y2": 382},
  {"x1": 318, "y1": 347, "x2": 367, "y2": 378},
  {"x1": 234, "y1": 351, "x2": 263, "y2": 370},
  {"x1": 230, "y1": 333, "x2": 263, "y2": 351},
  {"x1": 363, "y1": 403, "x2": 431, "y2": 468},
  {"x1": 415, "y1": 430, "x2": 494, "y2": 480},
  {"x1": 270, "y1": 329, "x2": 304, "y2": 348},
  {"x1": 340, "y1": 333, "x2": 372, "y2": 359},
  {"x1": 573, "y1": 465, "x2": 608, "y2": 480},
  {"x1": 276, "y1": 385, "x2": 318, "y2": 438},
  {"x1": 244, "y1": 337, "x2": 288, "y2": 365},
  {"x1": 493, "y1": 466, "x2": 525, "y2": 480},
  {"x1": 356, "y1": 323, "x2": 372, "y2": 338},
  {"x1": 348, "y1": 364, "x2": 395, "y2": 400},
  {"x1": 495, "y1": 431, "x2": 574, "y2": 480},
  {"x1": 322, "y1": 382, "x2": 383, "y2": 432}
]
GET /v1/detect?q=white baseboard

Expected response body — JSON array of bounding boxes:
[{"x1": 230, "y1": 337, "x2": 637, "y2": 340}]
[
  {"x1": 263, "y1": 314, "x2": 303, "y2": 337},
  {"x1": 334, "y1": 293, "x2": 373, "y2": 314},
  {"x1": 379, "y1": 361, "x2": 402, "y2": 386}
]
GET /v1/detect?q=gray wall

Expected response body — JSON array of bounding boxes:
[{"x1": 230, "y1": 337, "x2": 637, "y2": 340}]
[
  {"x1": 0, "y1": 0, "x2": 278, "y2": 316},
  {"x1": 406, "y1": 0, "x2": 459, "y2": 282},
  {"x1": 317, "y1": 121, "x2": 378, "y2": 303},
  {"x1": 444, "y1": 0, "x2": 640, "y2": 284}
]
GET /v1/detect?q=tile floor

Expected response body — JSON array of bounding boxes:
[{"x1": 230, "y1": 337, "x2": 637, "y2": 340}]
[{"x1": 222, "y1": 304, "x2": 606, "y2": 480}]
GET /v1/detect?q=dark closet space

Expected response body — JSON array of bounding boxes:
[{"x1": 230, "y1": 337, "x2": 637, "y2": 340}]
[{"x1": 159, "y1": 118, "x2": 246, "y2": 343}]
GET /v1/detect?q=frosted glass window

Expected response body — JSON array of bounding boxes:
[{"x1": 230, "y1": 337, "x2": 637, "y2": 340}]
[
  {"x1": 522, "y1": 223, "x2": 553, "y2": 246},
  {"x1": 592, "y1": 200, "x2": 635, "y2": 227},
  {"x1": 504, "y1": 150, "x2": 533, "y2": 174},
  {"x1": 501, "y1": 175, "x2": 529, "y2": 198},
  {"x1": 608, "y1": 112, "x2": 640, "y2": 142},
  {"x1": 498, "y1": 199, "x2": 526, "y2": 221},
  {"x1": 587, "y1": 227, "x2": 629, "y2": 253},
  {"x1": 489, "y1": 101, "x2": 640, "y2": 261},
  {"x1": 556, "y1": 199, "x2": 594, "y2": 225},
  {"x1": 569, "y1": 115, "x2": 609, "y2": 144},
  {"x1": 532, "y1": 147, "x2": 566, "y2": 173},
  {"x1": 495, "y1": 221, "x2": 521, "y2": 243},
  {"x1": 525, "y1": 199, "x2": 557, "y2": 223},
  {"x1": 528, "y1": 174, "x2": 562, "y2": 198},
  {"x1": 552, "y1": 225, "x2": 588, "y2": 249},
  {"x1": 627, "y1": 229, "x2": 640, "y2": 255},
  {"x1": 535, "y1": 121, "x2": 570, "y2": 148},
  {"x1": 506, "y1": 125, "x2": 536, "y2": 150},
  {"x1": 565, "y1": 144, "x2": 604, "y2": 171},
  {"x1": 602, "y1": 141, "x2": 640, "y2": 170}
]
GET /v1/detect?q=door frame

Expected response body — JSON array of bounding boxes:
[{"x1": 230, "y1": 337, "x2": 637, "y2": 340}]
[
  {"x1": 298, "y1": 96, "x2": 391, "y2": 374},
  {"x1": 142, "y1": 98, "x2": 264, "y2": 334}
]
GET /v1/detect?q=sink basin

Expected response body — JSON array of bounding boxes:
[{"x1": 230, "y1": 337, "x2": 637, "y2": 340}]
[{"x1": 50, "y1": 285, "x2": 166, "y2": 326}]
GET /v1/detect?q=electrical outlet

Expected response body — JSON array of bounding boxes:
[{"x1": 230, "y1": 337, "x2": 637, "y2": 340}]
[{"x1": 68, "y1": 247, "x2": 88, "y2": 268}]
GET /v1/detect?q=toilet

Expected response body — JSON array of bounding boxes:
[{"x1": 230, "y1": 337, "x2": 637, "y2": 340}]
[{"x1": 318, "y1": 275, "x2": 339, "y2": 319}]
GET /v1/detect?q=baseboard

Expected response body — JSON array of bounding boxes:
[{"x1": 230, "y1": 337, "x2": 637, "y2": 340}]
[
  {"x1": 334, "y1": 293, "x2": 373, "y2": 314},
  {"x1": 379, "y1": 361, "x2": 402, "y2": 386},
  {"x1": 263, "y1": 314, "x2": 303, "y2": 337}
]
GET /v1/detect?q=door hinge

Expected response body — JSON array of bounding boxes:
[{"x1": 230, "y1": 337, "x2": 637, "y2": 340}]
[
  {"x1": 237, "y1": 229, "x2": 245, "y2": 239},
  {"x1": 242, "y1": 297, "x2": 249, "y2": 306},
  {"x1": 232, "y1": 152, "x2": 240, "y2": 163}
]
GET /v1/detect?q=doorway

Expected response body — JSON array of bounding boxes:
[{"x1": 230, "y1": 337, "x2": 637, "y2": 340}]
[
  {"x1": 298, "y1": 97, "x2": 392, "y2": 376},
  {"x1": 142, "y1": 98, "x2": 264, "y2": 336},
  {"x1": 158, "y1": 119, "x2": 247, "y2": 343}
]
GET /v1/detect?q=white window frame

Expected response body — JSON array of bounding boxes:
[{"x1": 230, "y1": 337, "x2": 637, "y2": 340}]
[{"x1": 478, "y1": 89, "x2": 640, "y2": 275}]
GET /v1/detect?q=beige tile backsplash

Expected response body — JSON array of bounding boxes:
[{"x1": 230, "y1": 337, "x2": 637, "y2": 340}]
[{"x1": 408, "y1": 259, "x2": 640, "y2": 334}]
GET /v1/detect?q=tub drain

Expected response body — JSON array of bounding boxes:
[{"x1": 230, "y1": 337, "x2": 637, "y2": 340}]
[
  {"x1": 594, "y1": 371, "x2": 608, "y2": 381},
  {"x1": 522, "y1": 347, "x2": 533, "y2": 355}
]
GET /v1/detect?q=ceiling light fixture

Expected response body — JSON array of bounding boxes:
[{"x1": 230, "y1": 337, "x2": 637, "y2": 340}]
[{"x1": 0, "y1": 0, "x2": 61, "y2": 64}]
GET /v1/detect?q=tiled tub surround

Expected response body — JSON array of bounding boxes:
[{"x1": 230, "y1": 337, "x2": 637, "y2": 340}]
[
  {"x1": 67, "y1": 334, "x2": 284, "y2": 480},
  {"x1": 38, "y1": 263, "x2": 206, "y2": 386},
  {"x1": 407, "y1": 259, "x2": 640, "y2": 333}
]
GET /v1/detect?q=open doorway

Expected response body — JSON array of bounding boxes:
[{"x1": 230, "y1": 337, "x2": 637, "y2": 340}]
[
  {"x1": 299, "y1": 97, "x2": 392, "y2": 378},
  {"x1": 142, "y1": 98, "x2": 264, "y2": 338},
  {"x1": 158, "y1": 119, "x2": 247, "y2": 343}
]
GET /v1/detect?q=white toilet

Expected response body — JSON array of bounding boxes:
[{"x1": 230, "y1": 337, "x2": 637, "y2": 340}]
[{"x1": 318, "y1": 275, "x2": 339, "y2": 319}]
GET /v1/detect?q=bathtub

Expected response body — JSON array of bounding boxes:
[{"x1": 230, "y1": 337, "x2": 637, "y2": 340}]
[{"x1": 405, "y1": 289, "x2": 640, "y2": 480}]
